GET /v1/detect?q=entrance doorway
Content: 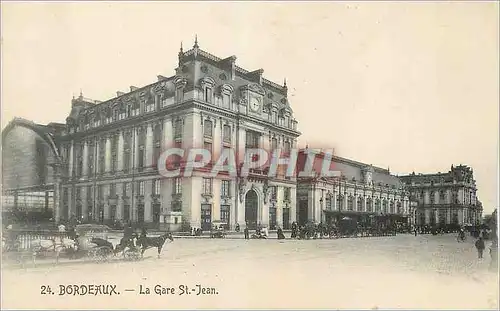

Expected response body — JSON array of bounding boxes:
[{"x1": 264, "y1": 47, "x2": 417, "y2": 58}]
[
  {"x1": 245, "y1": 190, "x2": 258, "y2": 229},
  {"x1": 201, "y1": 204, "x2": 212, "y2": 231},
  {"x1": 137, "y1": 204, "x2": 144, "y2": 224},
  {"x1": 298, "y1": 200, "x2": 308, "y2": 225}
]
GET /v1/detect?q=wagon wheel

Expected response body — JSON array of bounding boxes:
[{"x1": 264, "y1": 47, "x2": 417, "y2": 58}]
[
  {"x1": 123, "y1": 248, "x2": 140, "y2": 261},
  {"x1": 93, "y1": 247, "x2": 111, "y2": 263}
]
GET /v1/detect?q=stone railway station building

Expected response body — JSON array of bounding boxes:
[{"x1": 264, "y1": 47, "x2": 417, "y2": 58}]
[{"x1": 1, "y1": 40, "x2": 483, "y2": 230}]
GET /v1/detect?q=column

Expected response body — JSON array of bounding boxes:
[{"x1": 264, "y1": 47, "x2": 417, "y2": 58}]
[
  {"x1": 116, "y1": 183, "x2": 124, "y2": 220},
  {"x1": 117, "y1": 131, "x2": 124, "y2": 172},
  {"x1": 81, "y1": 187, "x2": 88, "y2": 221},
  {"x1": 276, "y1": 186, "x2": 283, "y2": 228},
  {"x1": 145, "y1": 123, "x2": 154, "y2": 169},
  {"x1": 82, "y1": 141, "x2": 89, "y2": 177},
  {"x1": 213, "y1": 120, "x2": 221, "y2": 161},
  {"x1": 261, "y1": 187, "x2": 269, "y2": 227},
  {"x1": 446, "y1": 208, "x2": 451, "y2": 224},
  {"x1": 290, "y1": 186, "x2": 297, "y2": 223},
  {"x1": 53, "y1": 170, "x2": 62, "y2": 223},
  {"x1": 95, "y1": 139, "x2": 101, "y2": 176},
  {"x1": 67, "y1": 187, "x2": 74, "y2": 219},
  {"x1": 103, "y1": 184, "x2": 110, "y2": 220},
  {"x1": 332, "y1": 191, "x2": 337, "y2": 211},
  {"x1": 212, "y1": 179, "x2": 221, "y2": 222},
  {"x1": 144, "y1": 180, "x2": 153, "y2": 222},
  {"x1": 163, "y1": 118, "x2": 173, "y2": 149},
  {"x1": 424, "y1": 209, "x2": 430, "y2": 224},
  {"x1": 68, "y1": 141, "x2": 74, "y2": 178},
  {"x1": 105, "y1": 135, "x2": 111, "y2": 173},
  {"x1": 134, "y1": 127, "x2": 140, "y2": 169},
  {"x1": 307, "y1": 190, "x2": 314, "y2": 222}
]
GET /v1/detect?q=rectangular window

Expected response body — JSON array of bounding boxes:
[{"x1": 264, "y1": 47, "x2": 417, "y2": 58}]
[
  {"x1": 204, "y1": 141, "x2": 212, "y2": 153},
  {"x1": 220, "y1": 205, "x2": 230, "y2": 227},
  {"x1": 174, "y1": 178, "x2": 182, "y2": 195},
  {"x1": 221, "y1": 180, "x2": 230, "y2": 197},
  {"x1": 109, "y1": 184, "x2": 116, "y2": 197},
  {"x1": 138, "y1": 181, "x2": 145, "y2": 196},
  {"x1": 153, "y1": 179, "x2": 161, "y2": 195},
  {"x1": 284, "y1": 187, "x2": 291, "y2": 201},
  {"x1": 246, "y1": 131, "x2": 260, "y2": 149},
  {"x1": 174, "y1": 119, "x2": 183, "y2": 140},
  {"x1": 204, "y1": 120, "x2": 213, "y2": 138},
  {"x1": 172, "y1": 201, "x2": 182, "y2": 212},
  {"x1": 202, "y1": 178, "x2": 213, "y2": 195},
  {"x1": 161, "y1": 96, "x2": 174, "y2": 107},
  {"x1": 223, "y1": 125, "x2": 231, "y2": 143}
]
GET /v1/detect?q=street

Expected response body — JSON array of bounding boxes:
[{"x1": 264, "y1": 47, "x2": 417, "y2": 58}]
[{"x1": 1, "y1": 234, "x2": 498, "y2": 309}]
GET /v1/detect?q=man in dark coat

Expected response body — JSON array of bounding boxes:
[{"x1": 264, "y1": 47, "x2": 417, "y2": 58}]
[
  {"x1": 475, "y1": 237, "x2": 486, "y2": 259},
  {"x1": 277, "y1": 227, "x2": 285, "y2": 240},
  {"x1": 244, "y1": 226, "x2": 249, "y2": 240}
]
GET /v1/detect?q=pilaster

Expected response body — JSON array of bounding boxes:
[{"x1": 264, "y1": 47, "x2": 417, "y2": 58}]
[
  {"x1": 145, "y1": 123, "x2": 154, "y2": 170},
  {"x1": 144, "y1": 179, "x2": 153, "y2": 222}
]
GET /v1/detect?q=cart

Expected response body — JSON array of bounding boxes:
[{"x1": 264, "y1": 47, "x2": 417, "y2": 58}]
[
  {"x1": 210, "y1": 221, "x2": 227, "y2": 238},
  {"x1": 73, "y1": 224, "x2": 114, "y2": 263}
]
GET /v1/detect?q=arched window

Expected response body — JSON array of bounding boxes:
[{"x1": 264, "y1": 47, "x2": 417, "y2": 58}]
[
  {"x1": 366, "y1": 197, "x2": 373, "y2": 212},
  {"x1": 357, "y1": 196, "x2": 363, "y2": 212},
  {"x1": 347, "y1": 196, "x2": 354, "y2": 211},
  {"x1": 389, "y1": 200, "x2": 395, "y2": 214},
  {"x1": 382, "y1": 199, "x2": 388, "y2": 213},
  {"x1": 375, "y1": 199, "x2": 381, "y2": 213}
]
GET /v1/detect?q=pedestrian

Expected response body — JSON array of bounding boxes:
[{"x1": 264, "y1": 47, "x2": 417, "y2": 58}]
[
  {"x1": 475, "y1": 237, "x2": 485, "y2": 259},
  {"x1": 489, "y1": 241, "x2": 498, "y2": 271},
  {"x1": 277, "y1": 227, "x2": 285, "y2": 240},
  {"x1": 235, "y1": 223, "x2": 240, "y2": 233},
  {"x1": 414, "y1": 226, "x2": 418, "y2": 237},
  {"x1": 244, "y1": 226, "x2": 249, "y2": 240}
]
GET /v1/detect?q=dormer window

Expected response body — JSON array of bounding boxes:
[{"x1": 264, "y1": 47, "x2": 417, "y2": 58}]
[
  {"x1": 145, "y1": 99, "x2": 155, "y2": 113},
  {"x1": 222, "y1": 93, "x2": 230, "y2": 108},
  {"x1": 204, "y1": 87, "x2": 212, "y2": 103},
  {"x1": 105, "y1": 108, "x2": 112, "y2": 124},
  {"x1": 173, "y1": 87, "x2": 183, "y2": 103},
  {"x1": 220, "y1": 84, "x2": 234, "y2": 110},
  {"x1": 131, "y1": 101, "x2": 140, "y2": 117},
  {"x1": 113, "y1": 107, "x2": 119, "y2": 121}
]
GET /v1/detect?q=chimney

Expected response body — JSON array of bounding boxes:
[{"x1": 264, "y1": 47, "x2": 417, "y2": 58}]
[{"x1": 130, "y1": 86, "x2": 138, "y2": 92}]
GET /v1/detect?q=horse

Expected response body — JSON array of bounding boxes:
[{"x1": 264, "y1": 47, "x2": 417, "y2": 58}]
[
  {"x1": 31, "y1": 237, "x2": 77, "y2": 264},
  {"x1": 114, "y1": 233, "x2": 140, "y2": 255},
  {"x1": 137, "y1": 233, "x2": 174, "y2": 258}
]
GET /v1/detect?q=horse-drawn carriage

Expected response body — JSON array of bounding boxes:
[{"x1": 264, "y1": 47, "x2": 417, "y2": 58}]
[
  {"x1": 71, "y1": 224, "x2": 116, "y2": 263},
  {"x1": 210, "y1": 221, "x2": 227, "y2": 239}
]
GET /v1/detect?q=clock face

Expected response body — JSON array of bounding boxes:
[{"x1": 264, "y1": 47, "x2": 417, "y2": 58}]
[{"x1": 250, "y1": 97, "x2": 260, "y2": 112}]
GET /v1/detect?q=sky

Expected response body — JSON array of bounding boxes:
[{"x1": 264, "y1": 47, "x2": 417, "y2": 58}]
[{"x1": 1, "y1": 2, "x2": 498, "y2": 213}]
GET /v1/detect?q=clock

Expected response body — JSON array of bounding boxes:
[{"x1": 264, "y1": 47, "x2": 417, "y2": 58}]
[{"x1": 249, "y1": 97, "x2": 260, "y2": 112}]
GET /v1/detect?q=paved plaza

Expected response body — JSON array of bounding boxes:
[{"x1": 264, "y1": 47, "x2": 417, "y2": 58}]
[{"x1": 2, "y1": 234, "x2": 498, "y2": 309}]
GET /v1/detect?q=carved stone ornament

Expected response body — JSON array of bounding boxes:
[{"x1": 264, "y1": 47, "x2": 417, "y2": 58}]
[
  {"x1": 247, "y1": 83, "x2": 265, "y2": 95},
  {"x1": 153, "y1": 81, "x2": 166, "y2": 93},
  {"x1": 238, "y1": 178, "x2": 247, "y2": 203},
  {"x1": 200, "y1": 64, "x2": 209, "y2": 73},
  {"x1": 219, "y1": 73, "x2": 227, "y2": 80},
  {"x1": 262, "y1": 181, "x2": 270, "y2": 204}
]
